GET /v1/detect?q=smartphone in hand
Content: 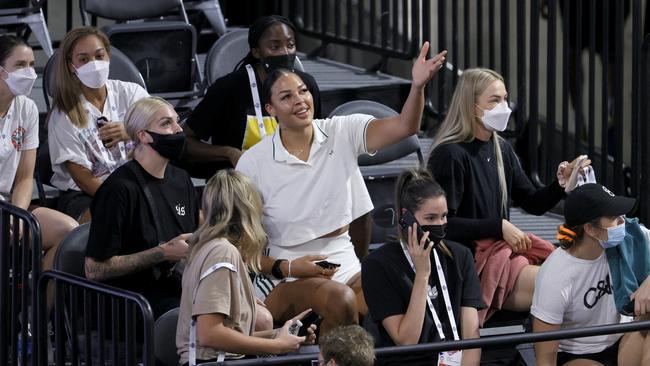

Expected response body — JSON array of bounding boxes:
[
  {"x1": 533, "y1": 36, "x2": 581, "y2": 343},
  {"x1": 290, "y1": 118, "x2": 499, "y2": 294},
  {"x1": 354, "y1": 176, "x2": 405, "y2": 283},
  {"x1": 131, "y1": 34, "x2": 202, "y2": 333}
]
[
  {"x1": 398, "y1": 208, "x2": 431, "y2": 249},
  {"x1": 315, "y1": 260, "x2": 341, "y2": 270},
  {"x1": 298, "y1": 311, "x2": 322, "y2": 337},
  {"x1": 96, "y1": 116, "x2": 109, "y2": 147}
]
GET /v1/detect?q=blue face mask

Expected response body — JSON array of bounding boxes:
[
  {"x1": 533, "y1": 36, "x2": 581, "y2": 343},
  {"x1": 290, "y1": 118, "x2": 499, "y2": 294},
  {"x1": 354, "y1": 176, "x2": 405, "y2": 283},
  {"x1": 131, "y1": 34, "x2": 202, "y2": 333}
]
[{"x1": 598, "y1": 222, "x2": 626, "y2": 249}]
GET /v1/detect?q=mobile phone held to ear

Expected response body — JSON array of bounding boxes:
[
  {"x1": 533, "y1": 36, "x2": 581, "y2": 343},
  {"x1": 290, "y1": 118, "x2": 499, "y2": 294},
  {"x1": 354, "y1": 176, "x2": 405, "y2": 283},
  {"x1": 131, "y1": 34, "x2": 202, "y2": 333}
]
[
  {"x1": 315, "y1": 260, "x2": 341, "y2": 270},
  {"x1": 398, "y1": 208, "x2": 431, "y2": 250}
]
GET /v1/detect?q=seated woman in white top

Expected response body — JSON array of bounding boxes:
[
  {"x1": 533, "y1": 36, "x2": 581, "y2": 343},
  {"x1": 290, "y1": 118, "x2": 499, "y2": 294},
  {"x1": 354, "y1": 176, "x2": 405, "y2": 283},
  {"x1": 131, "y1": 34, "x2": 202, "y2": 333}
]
[
  {"x1": 0, "y1": 34, "x2": 78, "y2": 310},
  {"x1": 532, "y1": 183, "x2": 650, "y2": 365},
  {"x1": 236, "y1": 42, "x2": 447, "y2": 334},
  {"x1": 48, "y1": 27, "x2": 148, "y2": 222},
  {"x1": 177, "y1": 169, "x2": 315, "y2": 364}
]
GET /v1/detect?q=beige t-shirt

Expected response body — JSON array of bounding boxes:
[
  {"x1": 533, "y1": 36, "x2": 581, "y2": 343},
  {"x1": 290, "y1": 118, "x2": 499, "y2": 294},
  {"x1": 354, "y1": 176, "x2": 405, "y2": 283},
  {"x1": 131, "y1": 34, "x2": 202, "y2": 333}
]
[{"x1": 176, "y1": 238, "x2": 257, "y2": 364}]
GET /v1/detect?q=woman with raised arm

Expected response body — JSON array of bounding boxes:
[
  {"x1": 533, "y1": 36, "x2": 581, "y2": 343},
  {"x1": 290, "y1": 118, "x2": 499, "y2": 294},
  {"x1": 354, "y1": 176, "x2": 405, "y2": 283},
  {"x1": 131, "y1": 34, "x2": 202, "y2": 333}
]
[{"x1": 236, "y1": 42, "x2": 446, "y2": 334}]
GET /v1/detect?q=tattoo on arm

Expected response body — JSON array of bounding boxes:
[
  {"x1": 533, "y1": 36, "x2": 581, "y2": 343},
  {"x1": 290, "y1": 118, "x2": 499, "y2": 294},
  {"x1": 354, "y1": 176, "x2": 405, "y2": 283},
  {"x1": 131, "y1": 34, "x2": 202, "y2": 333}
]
[{"x1": 85, "y1": 246, "x2": 165, "y2": 281}]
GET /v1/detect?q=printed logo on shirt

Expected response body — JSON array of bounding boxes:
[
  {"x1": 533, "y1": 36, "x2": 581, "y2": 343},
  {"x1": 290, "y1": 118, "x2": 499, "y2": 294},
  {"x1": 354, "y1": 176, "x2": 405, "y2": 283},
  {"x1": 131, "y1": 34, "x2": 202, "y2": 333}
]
[
  {"x1": 175, "y1": 204, "x2": 186, "y2": 216},
  {"x1": 583, "y1": 274, "x2": 612, "y2": 309},
  {"x1": 11, "y1": 126, "x2": 25, "y2": 150}
]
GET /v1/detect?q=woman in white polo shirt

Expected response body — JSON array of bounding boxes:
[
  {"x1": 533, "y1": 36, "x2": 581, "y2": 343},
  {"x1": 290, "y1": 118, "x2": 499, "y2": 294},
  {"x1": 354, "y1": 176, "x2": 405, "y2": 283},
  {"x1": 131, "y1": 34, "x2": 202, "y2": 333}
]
[{"x1": 236, "y1": 42, "x2": 447, "y2": 334}]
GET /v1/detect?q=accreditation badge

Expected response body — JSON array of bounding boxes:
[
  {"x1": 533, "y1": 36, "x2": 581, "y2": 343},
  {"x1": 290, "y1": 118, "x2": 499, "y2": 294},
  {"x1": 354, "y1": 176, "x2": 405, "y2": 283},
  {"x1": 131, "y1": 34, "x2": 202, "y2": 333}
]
[{"x1": 437, "y1": 350, "x2": 462, "y2": 366}]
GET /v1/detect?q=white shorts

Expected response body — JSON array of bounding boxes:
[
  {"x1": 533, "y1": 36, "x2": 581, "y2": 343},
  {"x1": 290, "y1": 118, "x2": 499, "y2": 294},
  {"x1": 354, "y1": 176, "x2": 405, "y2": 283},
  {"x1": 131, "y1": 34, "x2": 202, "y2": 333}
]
[{"x1": 253, "y1": 233, "x2": 361, "y2": 300}]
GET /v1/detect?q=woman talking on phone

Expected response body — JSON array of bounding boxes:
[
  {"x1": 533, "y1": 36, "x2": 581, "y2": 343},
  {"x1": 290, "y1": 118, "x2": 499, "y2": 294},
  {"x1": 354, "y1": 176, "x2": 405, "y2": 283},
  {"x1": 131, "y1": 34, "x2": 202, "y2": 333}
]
[{"x1": 362, "y1": 169, "x2": 483, "y2": 366}]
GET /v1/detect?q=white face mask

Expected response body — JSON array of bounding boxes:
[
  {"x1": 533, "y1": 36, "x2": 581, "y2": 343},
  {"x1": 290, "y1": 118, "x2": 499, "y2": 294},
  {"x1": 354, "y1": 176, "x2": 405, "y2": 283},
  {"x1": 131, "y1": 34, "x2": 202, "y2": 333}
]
[
  {"x1": 479, "y1": 101, "x2": 511, "y2": 132},
  {"x1": 74, "y1": 60, "x2": 109, "y2": 89},
  {"x1": 1, "y1": 66, "x2": 37, "y2": 96}
]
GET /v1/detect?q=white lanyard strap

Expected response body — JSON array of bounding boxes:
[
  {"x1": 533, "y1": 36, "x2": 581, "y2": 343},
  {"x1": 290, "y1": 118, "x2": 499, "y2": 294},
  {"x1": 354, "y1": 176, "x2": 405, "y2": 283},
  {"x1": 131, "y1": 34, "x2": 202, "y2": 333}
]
[
  {"x1": 245, "y1": 64, "x2": 266, "y2": 138},
  {"x1": 189, "y1": 262, "x2": 236, "y2": 366},
  {"x1": 401, "y1": 242, "x2": 460, "y2": 341}
]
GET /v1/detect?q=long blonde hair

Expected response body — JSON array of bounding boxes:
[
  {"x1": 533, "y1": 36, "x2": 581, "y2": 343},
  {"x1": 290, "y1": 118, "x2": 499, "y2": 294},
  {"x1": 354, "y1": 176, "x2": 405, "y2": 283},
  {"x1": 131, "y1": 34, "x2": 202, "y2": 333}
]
[
  {"x1": 429, "y1": 68, "x2": 509, "y2": 216},
  {"x1": 188, "y1": 170, "x2": 267, "y2": 273},
  {"x1": 51, "y1": 27, "x2": 111, "y2": 128}
]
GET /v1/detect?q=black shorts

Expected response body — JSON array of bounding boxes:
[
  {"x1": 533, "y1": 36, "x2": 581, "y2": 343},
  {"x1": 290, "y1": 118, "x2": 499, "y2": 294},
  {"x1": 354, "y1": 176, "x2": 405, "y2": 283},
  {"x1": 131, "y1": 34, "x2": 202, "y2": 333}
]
[{"x1": 557, "y1": 339, "x2": 620, "y2": 366}]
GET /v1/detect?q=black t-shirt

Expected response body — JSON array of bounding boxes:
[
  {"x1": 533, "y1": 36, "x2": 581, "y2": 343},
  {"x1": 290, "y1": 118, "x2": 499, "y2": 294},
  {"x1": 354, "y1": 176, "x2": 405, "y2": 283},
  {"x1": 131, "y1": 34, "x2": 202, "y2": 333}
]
[
  {"x1": 87, "y1": 160, "x2": 199, "y2": 297},
  {"x1": 362, "y1": 240, "x2": 485, "y2": 365},
  {"x1": 185, "y1": 66, "x2": 322, "y2": 172},
  {"x1": 427, "y1": 138, "x2": 565, "y2": 245}
]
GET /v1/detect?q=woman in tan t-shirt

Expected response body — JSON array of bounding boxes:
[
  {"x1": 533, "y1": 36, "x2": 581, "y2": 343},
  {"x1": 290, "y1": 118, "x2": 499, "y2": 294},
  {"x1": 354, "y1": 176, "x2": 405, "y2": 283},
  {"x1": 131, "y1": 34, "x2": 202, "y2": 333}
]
[{"x1": 176, "y1": 170, "x2": 315, "y2": 364}]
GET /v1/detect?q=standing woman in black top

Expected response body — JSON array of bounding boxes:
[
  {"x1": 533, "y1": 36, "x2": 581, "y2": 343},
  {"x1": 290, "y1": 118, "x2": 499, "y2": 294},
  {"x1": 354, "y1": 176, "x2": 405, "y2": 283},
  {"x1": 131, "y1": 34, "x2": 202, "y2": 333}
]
[
  {"x1": 427, "y1": 68, "x2": 588, "y2": 312},
  {"x1": 182, "y1": 15, "x2": 321, "y2": 174},
  {"x1": 362, "y1": 169, "x2": 483, "y2": 366}
]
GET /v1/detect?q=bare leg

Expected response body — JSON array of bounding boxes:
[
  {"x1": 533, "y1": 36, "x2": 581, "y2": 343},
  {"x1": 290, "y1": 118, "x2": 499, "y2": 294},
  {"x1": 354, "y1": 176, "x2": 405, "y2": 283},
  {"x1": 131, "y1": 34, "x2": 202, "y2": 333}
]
[
  {"x1": 31, "y1": 207, "x2": 78, "y2": 313},
  {"x1": 32, "y1": 207, "x2": 78, "y2": 251},
  {"x1": 264, "y1": 278, "x2": 357, "y2": 336},
  {"x1": 563, "y1": 360, "x2": 604, "y2": 366},
  {"x1": 346, "y1": 272, "x2": 368, "y2": 316},
  {"x1": 618, "y1": 315, "x2": 650, "y2": 366},
  {"x1": 502, "y1": 265, "x2": 539, "y2": 312}
]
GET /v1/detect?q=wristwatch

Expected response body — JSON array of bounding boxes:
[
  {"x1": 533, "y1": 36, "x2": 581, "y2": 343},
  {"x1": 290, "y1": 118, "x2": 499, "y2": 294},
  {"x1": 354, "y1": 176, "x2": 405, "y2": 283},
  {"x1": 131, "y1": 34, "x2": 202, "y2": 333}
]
[{"x1": 271, "y1": 259, "x2": 287, "y2": 280}]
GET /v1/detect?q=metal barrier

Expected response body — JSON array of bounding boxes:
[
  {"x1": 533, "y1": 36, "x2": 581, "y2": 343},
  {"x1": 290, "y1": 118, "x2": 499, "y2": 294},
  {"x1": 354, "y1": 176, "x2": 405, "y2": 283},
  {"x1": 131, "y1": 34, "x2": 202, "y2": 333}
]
[
  {"x1": 36, "y1": 270, "x2": 155, "y2": 366},
  {"x1": 0, "y1": 201, "x2": 42, "y2": 366},
  {"x1": 210, "y1": 319, "x2": 650, "y2": 365}
]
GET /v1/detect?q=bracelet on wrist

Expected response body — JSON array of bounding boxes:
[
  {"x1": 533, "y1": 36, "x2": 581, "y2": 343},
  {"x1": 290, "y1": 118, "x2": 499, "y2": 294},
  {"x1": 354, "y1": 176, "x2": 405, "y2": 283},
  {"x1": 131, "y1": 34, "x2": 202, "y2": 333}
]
[{"x1": 271, "y1": 259, "x2": 287, "y2": 280}]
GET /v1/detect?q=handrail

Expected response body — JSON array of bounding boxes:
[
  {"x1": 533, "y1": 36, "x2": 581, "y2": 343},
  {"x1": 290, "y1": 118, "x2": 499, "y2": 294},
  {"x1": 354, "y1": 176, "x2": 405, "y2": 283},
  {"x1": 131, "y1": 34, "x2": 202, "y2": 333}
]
[
  {"x1": 36, "y1": 270, "x2": 155, "y2": 366},
  {"x1": 216, "y1": 319, "x2": 650, "y2": 365},
  {"x1": 0, "y1": 201, "x2": 42, "y2": 366}
]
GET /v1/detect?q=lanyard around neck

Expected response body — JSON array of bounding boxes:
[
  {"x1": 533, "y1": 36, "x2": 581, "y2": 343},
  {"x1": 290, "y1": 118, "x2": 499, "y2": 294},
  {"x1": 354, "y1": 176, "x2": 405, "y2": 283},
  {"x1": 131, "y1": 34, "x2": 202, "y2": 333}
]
[
  {"x1": 245, "y1": 64, "x2": 266, "y2": 139},
  {"x1": 401, "y1": 242, "x2": 460, "y2": 341}
]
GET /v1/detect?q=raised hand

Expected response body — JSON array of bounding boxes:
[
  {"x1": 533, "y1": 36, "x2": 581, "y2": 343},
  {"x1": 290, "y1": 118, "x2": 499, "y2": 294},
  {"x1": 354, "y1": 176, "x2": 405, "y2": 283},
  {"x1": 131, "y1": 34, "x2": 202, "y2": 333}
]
[{"x1": 411, "y1": 42, "x2": 447, "y2": 89}]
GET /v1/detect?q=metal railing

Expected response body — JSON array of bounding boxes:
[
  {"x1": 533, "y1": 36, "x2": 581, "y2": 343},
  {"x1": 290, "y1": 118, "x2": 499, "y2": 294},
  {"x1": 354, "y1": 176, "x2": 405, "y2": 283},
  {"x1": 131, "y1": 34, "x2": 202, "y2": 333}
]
[
  {"x1": 287, "y1": 0, "x2": 422, "y2": 70},
  {"x1": 206, "y1": 319, "x2": 650, "y2": 365},
  {"x1": 37, "y1": 270, "x2": 155, "y2": 366},
  {"x1": 0, "y1": 201, "x2": 42, "y2": 366}
]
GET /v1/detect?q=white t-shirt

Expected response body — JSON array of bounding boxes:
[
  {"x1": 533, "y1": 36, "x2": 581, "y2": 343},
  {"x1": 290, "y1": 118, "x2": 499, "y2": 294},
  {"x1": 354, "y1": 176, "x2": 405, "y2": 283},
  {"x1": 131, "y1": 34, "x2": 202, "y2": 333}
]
[
  {"x1": 48, "y1": 79, "x2": 149, "y2": 191},
  {"x1": 236, "y1": 114, "x2": 375, "y2": 248},
  {"x1": 532, "y1": 248, "x2": 622, "y2": 354},
  {"x1": 0, "y1": 96, "x2": 39, "y2": 201}
]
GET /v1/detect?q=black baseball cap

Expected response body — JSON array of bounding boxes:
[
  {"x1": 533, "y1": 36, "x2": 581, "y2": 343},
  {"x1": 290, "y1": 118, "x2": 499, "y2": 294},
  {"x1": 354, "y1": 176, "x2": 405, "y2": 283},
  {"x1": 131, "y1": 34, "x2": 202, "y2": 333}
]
[{"x1": 564, "y1": 183, "x2": 636, "y2": 227}]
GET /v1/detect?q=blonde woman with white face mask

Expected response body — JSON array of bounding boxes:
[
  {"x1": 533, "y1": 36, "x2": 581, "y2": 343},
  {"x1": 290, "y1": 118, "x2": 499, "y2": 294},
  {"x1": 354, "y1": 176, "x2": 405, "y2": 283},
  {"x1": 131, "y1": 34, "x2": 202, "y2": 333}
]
[
  {"x1": 427, "y1": 68, "x2": 589, "y2": 319},
  {"x1": 0, "y1": 34, "x2": 79, "y2": 312},
  {"x1": 48, "y1": 27, "x2": 149, "y2": 222}
]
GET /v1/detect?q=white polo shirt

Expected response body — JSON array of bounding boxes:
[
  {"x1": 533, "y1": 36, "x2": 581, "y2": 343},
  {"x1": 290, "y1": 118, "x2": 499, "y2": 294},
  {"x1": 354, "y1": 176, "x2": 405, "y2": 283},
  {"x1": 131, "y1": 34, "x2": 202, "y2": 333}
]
[
  {"x1": 0, "y1": 96, "x2": 39, "y2": 201},
  {"x1": 236, "y1": 114, "x2": 375, "y2": 248}
]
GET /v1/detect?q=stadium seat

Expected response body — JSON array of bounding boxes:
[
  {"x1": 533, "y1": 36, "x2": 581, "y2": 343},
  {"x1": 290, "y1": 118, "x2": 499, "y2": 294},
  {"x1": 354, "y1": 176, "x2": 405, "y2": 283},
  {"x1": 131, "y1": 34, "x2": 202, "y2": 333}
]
[
  {"x1": 154, "y1": 307, "x2": 180, "y2": 366},
  {"x1": 52, "y1": 222, "x2": 90, "y2": 277},
  {"x1": 183, "y1": 0, "x2": 227, "y2": 36},
  {"x1": 204, "y1": 28, "x2": 304, "y2": 87},
  {"x1": 0, "y1": 0, "x2": 53, "y2": 57},
  {"x1": 80, "y1": 0, "x2": 203, "y2": 101},
  {"x1": 327, "y1": 100, "x2": 424, "y2": 166},
  {"x1": 42, "y1": 46, "x2": 146, "y2": 110}
]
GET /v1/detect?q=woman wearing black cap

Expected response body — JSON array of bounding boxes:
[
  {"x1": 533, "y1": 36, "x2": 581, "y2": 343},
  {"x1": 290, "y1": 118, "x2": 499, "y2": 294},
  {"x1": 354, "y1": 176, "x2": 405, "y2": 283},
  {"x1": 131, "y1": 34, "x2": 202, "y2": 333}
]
[
  {"x1": 531, "y1": 183, "x2": 650, "y2": 365},
  {"x1": 182, "y1": 15, "x2": 321, "y2": 176}
]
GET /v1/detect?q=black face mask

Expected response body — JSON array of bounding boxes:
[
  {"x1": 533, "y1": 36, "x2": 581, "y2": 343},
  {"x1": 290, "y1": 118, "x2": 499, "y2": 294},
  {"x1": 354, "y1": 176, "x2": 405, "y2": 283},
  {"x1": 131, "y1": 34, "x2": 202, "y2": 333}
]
[
  {"x1": 420, "y1": 224, "x2": 447, "y2": 247},
  {"x1": 261, "y1": 53, "x2": 296, "y2": 72},
  {"x1": 146, "y1": 130, "x2": 186, "y2": 161}
]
